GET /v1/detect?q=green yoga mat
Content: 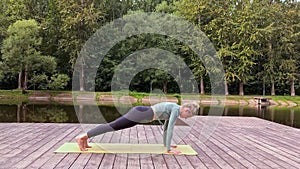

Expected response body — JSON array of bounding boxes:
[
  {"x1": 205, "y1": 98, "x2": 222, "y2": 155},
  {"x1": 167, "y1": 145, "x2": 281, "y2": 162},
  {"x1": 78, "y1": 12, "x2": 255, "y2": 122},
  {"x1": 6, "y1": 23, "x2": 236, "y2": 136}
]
[{"x1": 54, "y1": 143, "x2": 197, "y2": 155}]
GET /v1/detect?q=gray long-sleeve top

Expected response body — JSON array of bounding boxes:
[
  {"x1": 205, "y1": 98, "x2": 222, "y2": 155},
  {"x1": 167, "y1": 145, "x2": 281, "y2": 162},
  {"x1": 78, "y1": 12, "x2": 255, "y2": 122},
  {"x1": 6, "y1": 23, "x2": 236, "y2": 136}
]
[{"x1": 151, "y1": 102, "x2": 180, "y2": 151}]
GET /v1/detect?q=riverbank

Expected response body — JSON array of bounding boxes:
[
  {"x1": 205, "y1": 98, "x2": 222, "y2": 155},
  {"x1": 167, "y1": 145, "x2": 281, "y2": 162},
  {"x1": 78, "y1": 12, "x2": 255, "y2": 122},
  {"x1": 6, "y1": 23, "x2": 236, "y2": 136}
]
[{"x1": 0, "y1": 90, "x2": 299, "y2": 107}]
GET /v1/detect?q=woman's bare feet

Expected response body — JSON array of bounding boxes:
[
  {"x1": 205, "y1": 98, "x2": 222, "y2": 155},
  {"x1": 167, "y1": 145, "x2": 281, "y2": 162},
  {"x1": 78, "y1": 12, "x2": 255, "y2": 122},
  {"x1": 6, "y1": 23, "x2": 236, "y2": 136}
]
[{"x1": 75, "y1": 133, "x2": 92, "y2": 151}]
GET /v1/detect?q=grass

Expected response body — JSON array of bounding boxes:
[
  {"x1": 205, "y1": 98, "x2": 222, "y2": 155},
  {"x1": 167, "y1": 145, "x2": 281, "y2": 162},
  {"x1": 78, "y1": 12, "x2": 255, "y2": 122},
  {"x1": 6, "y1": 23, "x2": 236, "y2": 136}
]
[
  {"x1": 0, "y1": 90, "x2": 29, "y2": 100},
  {"x1": 0, "y1": 90, "x2": 300, "y2": 106}
]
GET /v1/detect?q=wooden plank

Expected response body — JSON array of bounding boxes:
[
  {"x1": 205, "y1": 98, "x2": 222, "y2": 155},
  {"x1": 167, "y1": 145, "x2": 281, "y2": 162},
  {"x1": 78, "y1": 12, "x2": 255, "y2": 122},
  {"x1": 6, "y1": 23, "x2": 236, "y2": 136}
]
[
  {"x1": 1, "y1": 124, "x2": 65, "y2": 168},
  {"x1": 208, "y1": 133, "x2": 261, "y2": 168},
  {"x1": 214, "y1": 128, "x2": 282, "y2": 168},
  {"x1": 234, "y1": 132, "x2": 297, "y2": 168},
  {"x1": 64, "y1": 125, "x2": 99, "y2": 169},
  {"x1": 39, "y1": 126, "x2": 80, "y2": 169},
  {"x1": 170, "y1": 126, "x2": 197, "y2": 169},
  {"x1": 98, "y1": 130, "x2": 116, "y2": 169},
  {"x1": 138, "y1": 125, "x2": 154, "y2": 169},
  {"x1": 146, "y1": 125, "x2": 168, "y2": 169},
  {"x1": 84, "y1": 124, "x2": 106, "y2": 169},
  {"x1": 51, "y1": 153, "x2": 80, "y2": 169},
  {"x1": 0, "y1": 116, "x2": 300, "y2": 169},
  {"x1": 13, "y1": 126, "x2": 78, "y2": 168},
  {"x1": 112, "y1": 129, "x2": 128, "y2": 169},
  {"x1": 151, "y1": 125, "x2": 175, "y2": 169},
  {"x1": 0, "y1": 124, "x2": 44, "y2": 156},
  {"x1": 174, "y1": 124, "x2": 208, "y2": 169},
  {"x1": 0, "y1": 124, "x2": 30, "y2": 145},
  {"x1": 244, "y1": 129, "x2": 300, "y2": 158},
  {"x1": 184, "y1": 133, "x2": 221, "y2": 169},
  {"x1": 109, "y1": 129, "x2": 123, "y2": 169},
  {"x1": 126, "y1": 126, "x2": 141, "y2": 169},
  {"x1": 241, "y1": 133, "x2": 300, "y2": 168},
  {"x1": 38, "y1": 124, "x2": 83, "y2": 169},
  {"x1": 189, "y1": 121, "x2": 267, "y2": 168},
  {"x1": 27, "y1": 126, "x2": 81, "y2": 168},
  {"x1": 211, "y1": 121, "x2": 297, "y2": 169},
  {"x1": 195, "y1": 118, "x2": 287, "y2": 169},
  {"x1": 246, "y1": 127, "x2": 300, "y2": 153}
]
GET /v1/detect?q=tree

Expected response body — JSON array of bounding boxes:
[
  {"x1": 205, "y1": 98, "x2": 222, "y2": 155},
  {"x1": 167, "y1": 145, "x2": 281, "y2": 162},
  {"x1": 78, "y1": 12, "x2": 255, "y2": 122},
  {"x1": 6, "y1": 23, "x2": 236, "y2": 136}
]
[
  {"x1": 279, "y1": 1, "x2": 300, "y2": 96},
  {"x1": 172, "y1": 0, "x2": 212, "y2": 94},
  {"x1": 0, "y1": 62, "x2": 4, "y2": 80},
  {"x1": 58, "y1": 0, "x2": 104, "y2": 91},
  {"x1": 202, "y1": 0, "x2": 239, "y2": 95},
  {"x1": 252, "y1": 0, "x2": 284, "y2": 96},
  {"x1": 1, "y1": 19, "x2": 57, "y2": 93},
  {"x1": 48, "y1": 74, "x2": 70, "y2": 90}
]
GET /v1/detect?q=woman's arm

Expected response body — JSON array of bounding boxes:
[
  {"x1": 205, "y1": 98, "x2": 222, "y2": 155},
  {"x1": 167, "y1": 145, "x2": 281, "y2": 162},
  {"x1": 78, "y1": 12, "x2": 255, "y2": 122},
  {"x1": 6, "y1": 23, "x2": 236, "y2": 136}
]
[
  {"x1": 165, "y1": 108, "x2": 179, "y2": 152},
  {"x1": 163, "y1": 120, "x2": 168, "y2": 146}
]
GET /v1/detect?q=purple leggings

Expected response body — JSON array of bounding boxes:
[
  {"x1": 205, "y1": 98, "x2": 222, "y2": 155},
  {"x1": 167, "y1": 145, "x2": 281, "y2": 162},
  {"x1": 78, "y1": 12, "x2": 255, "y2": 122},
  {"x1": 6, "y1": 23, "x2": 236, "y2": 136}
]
[{"x1": 87, "y1": 106, "x2": 154, "y2": 138}]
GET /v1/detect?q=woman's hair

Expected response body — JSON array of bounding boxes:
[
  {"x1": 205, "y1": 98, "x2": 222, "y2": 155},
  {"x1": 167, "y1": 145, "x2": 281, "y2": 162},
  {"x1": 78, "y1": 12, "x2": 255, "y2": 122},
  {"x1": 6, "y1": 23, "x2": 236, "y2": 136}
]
[{"x1": 181, "y1": 102, "x2": 200, "y2": 115}]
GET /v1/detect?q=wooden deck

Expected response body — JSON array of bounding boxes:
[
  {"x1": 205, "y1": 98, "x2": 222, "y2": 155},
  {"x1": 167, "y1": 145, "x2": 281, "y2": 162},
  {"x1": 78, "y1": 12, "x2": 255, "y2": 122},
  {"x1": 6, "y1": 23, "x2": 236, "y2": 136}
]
[{"x1": 0, "y1": 116, "x2": 299, "y2": 169}]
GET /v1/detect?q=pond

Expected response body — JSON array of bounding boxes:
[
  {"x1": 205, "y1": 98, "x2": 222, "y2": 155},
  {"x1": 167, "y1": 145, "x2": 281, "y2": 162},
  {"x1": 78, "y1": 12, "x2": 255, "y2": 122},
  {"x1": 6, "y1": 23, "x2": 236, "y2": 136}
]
[{"x1": 0, "y1": 103, "x2": 299, "y2": 129}]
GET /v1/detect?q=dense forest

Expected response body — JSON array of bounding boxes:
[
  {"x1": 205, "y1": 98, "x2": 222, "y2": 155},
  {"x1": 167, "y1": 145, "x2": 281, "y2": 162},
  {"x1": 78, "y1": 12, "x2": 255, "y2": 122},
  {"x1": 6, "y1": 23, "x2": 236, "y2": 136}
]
[{"x1": 0, "y1": 0, "x2": 299, "y2": 96}]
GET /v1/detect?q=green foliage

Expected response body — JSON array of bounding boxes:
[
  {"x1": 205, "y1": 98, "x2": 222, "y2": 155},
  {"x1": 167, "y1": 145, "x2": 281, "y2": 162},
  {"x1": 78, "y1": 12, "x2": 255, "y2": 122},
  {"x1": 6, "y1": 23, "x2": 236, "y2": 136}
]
[
  {"x1": 28, "y1": 74, "x2": 48, "y2": 89},
  {"x1": 26, "y1": 107, "x2": 69, "y2": 123},
  {"x1": 58, "y1": 0, "x2": 104, "y2": 67},
  {"x1": 0, "y1": 62, "x2": 4, "y2": 80},
  {"x1": 0, "y1": 0, "x2": 299, "y2": 95},
  {"x1": 1, "y1": 19, "x2": 41, "y2": 75},
  {"x1": 48, "y1": 74, "x2": 70, "y2": 90},
  {"x1": 1, "y1": 19, "x2": 59, "y2": 92},
  {"x1": 155, "y1": 1, "x2": 176, "y2": 13}
]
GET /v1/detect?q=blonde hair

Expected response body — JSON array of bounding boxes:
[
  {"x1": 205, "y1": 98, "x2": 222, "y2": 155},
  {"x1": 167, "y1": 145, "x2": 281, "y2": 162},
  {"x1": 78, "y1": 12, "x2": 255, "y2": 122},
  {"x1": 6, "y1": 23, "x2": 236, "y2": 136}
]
[{"x1": 181, "y1": 102, "x2": 200, "y2": 115}]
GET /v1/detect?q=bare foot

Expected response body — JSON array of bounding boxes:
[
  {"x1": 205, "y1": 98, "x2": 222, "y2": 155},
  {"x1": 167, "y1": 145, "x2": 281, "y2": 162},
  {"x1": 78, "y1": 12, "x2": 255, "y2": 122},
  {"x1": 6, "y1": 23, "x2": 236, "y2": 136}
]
[
  {"x1": 84, "y1": 138, "x2": 92, "y2": 148},
  {"x1": 75, "y1": 133, "x2": 91, "y2": 151}
]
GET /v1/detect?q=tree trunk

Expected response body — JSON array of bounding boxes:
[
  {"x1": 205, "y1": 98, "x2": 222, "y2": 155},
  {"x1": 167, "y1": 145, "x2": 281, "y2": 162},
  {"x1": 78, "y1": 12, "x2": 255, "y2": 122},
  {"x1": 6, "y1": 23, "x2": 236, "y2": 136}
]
[
  {"x1": 225, "y1": 81, "x2": 229, "y2": 95},
  {"x1": 80, "y1": 62, "x2": 85, "y2": 91},
  {"x1": 163, "y1": 81, "x2": 167, "y2": 94},
  {"x1": 78, "y1": 104, "x2": 84, "y2": 122},
  {"x1": 268, "y1": 40, "x2": 276, "y2": 96},
  {"x1": 24, "y1": 66, "x2": 28, "y2": 90},
  {"x1": 239, "y1": 106, "x2": 244, "y2": 116},
  {"x1": 22, "y1": 103, "x2": 27, "y2": 122},
  {"x1": 18, "y1": 71, "x2": 22, "y2": 89},
  {"x1": 271, "y1": 80, "x2": 275, "y2": 96},
  {"x1": 224, "y1": 107, "x2": 228, "y2": 116},
  {"x1": 239, "y1": 82, "x2": 244, "y2": 96},
  {"x1": 17, "y1": 104, "x2": 21, "y2": 122},
  {"x1": 290, "y1": 109, "x2": 294, "y2": 127},
  {"x1": 21, "y1": 67, "x2": 28, "y2": 94},
  {"x1": 79, "y1": 0, "x2": 85, "y2": 91},
  {"x1": 291, "y1": 79, "x2": 295, "y2": 96},
  {"x1": 199, "y1": 106, "x2": 204, "y2": 115},
  {"x1": 262, "y1": 80, "x2": 266, "y2": 96},
  {"x1": 200, "y1": 75, "x2": 205, "y2": 95}
]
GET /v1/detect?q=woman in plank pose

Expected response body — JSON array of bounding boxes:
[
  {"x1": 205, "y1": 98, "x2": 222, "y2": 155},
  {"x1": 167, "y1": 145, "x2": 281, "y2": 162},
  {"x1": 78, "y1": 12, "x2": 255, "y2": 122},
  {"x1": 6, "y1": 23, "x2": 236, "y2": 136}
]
[{"x1": 75, "y1": 102, "x2": 199, "y2": 154}]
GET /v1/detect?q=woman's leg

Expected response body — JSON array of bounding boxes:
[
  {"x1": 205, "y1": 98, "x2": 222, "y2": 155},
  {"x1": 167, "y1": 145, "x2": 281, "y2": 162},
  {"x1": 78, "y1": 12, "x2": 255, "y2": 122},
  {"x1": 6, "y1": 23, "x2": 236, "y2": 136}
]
[
  {"x1": 87, "y1": 106, "x2": 154, "y2": 138},
  {"x1": 86, "y1": 116, "x2": 138, "y2": 138},
  {"x1": 76, "y1": 106, "x2": 154, "y2": 151}
]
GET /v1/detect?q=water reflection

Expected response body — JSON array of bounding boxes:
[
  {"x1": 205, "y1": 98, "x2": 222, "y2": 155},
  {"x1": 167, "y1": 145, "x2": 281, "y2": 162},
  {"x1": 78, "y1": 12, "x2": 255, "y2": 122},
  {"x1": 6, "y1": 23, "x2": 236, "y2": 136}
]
[
  {"x1": 0, "y1": 103, "x2": 299, "y2": 128},
  {"x1": 200, "y1": 104, "x2": 300, "y2": 128},
  {"x1": 0, "y1": 103, "x2": 77, "y2": 123}
]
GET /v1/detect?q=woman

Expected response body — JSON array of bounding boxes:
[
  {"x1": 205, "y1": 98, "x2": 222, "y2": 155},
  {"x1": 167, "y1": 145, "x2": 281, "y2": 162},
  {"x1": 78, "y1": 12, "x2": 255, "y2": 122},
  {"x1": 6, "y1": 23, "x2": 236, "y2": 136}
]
[{"x1": 75, "y1": 102, "x2": 199, "y2": 154}]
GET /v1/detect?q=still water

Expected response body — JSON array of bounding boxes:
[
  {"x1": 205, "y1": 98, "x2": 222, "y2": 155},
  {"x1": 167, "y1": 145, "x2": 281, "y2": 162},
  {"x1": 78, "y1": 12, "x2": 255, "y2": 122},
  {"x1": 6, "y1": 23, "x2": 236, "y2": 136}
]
[{"x1": 0, "y1": 103, "x2": 299, "y2": 129}]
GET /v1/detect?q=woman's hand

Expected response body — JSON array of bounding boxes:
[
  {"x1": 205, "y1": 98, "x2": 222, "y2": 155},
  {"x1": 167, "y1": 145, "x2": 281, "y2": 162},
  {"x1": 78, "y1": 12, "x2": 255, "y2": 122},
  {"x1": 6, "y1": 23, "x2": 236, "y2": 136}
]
[
  {"x1": 167, "y1": 150, "x2": 181, "y2": 154},
  {"x1": 75, "y1": 133, "x2": 91, "y2": 151}
]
